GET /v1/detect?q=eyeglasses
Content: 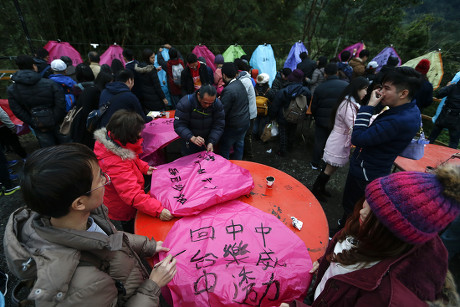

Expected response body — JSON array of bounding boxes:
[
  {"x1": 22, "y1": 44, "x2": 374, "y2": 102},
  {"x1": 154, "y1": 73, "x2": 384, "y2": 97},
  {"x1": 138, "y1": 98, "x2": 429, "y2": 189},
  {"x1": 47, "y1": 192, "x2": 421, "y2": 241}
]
[{"x1": 84, "y1": 171, "x2": 111, "y2": 195}]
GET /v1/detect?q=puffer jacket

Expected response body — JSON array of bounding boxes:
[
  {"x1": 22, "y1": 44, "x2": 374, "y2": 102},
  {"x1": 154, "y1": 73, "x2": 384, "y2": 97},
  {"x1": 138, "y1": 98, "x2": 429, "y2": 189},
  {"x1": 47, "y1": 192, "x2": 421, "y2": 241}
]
[
  {"x1": 93, "y1": 128, "x2": 163, "y2": 221},
  {"x1": 237, "y1": 71, "x2": 257, "y2": 120},
  {"x1": 436, "y1": 82, "x2": 460, "y2": 110},
  {"x1": 311, "y1": 76, "x2": 348, "y2": 129},
  {"x1": 349, "y1": 57, "x2": 366, "y2": 78},
  {"x1": 180, "y1": 64, "x2": 210, "y2": 96},
  {"x1": 3, "y1": 206, "x2": 161, "y2": 306},
  {"x1": 174, "y1": 93, "x2": 225, "y2": 145},
  {"x1": 7, "y1": 69, "x2": 66, "y2": 129},
  {"x1": 137, "y1": 62, "x2": 166, "y2": 111}
]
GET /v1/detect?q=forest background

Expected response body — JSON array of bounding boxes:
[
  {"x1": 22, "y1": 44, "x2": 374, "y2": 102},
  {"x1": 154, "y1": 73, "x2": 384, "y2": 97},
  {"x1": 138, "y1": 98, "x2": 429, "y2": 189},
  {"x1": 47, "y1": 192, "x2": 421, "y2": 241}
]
[{"x1": 0, "y1": 0, "x2": 459, "y2": 144}]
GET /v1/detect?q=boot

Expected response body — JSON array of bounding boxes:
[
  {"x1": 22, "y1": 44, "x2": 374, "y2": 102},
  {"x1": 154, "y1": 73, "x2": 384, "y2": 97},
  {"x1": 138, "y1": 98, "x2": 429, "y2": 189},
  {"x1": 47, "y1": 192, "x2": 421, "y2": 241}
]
[{"x1": 312, "y1": 172, "x2": 328, "y2": 202}]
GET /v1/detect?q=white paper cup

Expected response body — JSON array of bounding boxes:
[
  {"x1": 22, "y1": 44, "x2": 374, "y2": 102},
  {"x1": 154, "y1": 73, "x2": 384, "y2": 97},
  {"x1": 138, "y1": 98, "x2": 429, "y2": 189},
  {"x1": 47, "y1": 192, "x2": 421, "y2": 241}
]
[{"x1": 266, "y1": 176, "x2": 275, "y2": 188}]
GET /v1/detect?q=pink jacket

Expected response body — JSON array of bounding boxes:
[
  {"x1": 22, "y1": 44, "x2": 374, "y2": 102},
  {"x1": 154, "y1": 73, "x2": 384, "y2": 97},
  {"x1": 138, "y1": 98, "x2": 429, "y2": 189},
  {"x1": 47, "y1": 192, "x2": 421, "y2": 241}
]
[
  {"x1": 93, "y1": 128, "x2": 163, "y2": 221},
  {"x1": 214, "y1": 67, "x2": 224, "y2": 95}
]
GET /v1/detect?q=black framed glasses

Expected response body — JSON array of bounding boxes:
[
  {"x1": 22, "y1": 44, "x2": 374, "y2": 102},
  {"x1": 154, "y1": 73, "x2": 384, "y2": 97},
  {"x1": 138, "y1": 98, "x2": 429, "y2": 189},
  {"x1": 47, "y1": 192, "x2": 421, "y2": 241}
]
[{"x1": 84, "y1": 171, "x2": 111, "y2": 195}]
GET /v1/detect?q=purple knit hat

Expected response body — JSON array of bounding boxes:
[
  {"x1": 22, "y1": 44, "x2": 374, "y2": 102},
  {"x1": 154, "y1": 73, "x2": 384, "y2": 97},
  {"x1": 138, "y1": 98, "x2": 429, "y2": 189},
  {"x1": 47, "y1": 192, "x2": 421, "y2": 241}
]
[
  {"x1": 287, "y1": 69, "x2": 304, "y2": 83},
  {"x1": 365, "y1": 165, "x2": 460, "y2": 245}
]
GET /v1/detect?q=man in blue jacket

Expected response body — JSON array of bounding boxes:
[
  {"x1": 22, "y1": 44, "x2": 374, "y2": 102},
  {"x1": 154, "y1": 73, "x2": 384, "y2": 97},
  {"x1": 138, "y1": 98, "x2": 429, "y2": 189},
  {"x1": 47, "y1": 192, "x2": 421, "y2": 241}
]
[
  {"x1": 338, "y1": 67, "x2": 422, "y2": 228},
  {"x1": 98, "y1": 69, "x2": 152, "y2": 128},
  {"x1": 174, "y1": 85, "x2": 225, "y2": 155}
]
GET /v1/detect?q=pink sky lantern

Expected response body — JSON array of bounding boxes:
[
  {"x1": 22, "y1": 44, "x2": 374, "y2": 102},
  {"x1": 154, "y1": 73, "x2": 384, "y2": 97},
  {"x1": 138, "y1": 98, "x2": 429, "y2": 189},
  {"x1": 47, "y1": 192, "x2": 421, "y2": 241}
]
[
  {"x1": 100, "y1": 44, "x2": 126, "y2": 66},
  {"x1": 43, "y1": 41, "x2": 83, "y2": 66},
  {"x1": 192, "y1": 45, "x2": 216, "y2": 71}
]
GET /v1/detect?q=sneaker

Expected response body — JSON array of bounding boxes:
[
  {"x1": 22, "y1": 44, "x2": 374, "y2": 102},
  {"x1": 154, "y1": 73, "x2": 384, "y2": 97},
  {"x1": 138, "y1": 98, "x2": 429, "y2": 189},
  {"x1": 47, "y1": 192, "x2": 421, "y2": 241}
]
[
  {"x1": 4, "y1": 185, "x2": 20, "y2": 196},
  {"x1": 10, "y1": 173, "x2": 19, "y2": 181},
  {"x1": 7, "y1": 159, "x2": 18, "y2": 167},
  {"x1": 310, "y1": 162, "x2": 319, "y2": 170}
]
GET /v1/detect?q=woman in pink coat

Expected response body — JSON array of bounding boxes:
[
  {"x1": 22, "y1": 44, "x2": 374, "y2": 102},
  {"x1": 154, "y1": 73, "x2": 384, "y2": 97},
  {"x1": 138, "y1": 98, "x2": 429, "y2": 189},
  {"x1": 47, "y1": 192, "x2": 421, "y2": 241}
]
[
  {"x1": 312, "y1": 77, "x2": 369, "y2": 201},
  {"x1": 94, "y1": 110, "x2": 173, "y2": 233}
]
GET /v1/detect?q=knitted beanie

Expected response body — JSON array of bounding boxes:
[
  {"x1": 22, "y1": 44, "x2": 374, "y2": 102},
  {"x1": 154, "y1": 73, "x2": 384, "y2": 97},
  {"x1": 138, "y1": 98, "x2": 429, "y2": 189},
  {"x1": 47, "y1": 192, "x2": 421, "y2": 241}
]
[
  {"x1": 365, "y1": 165, "x2": 460, "y2": 245},
  {"x1": 415, "y1": 59, "x2": 430, "y2": 75},
  {"x1": 287, "y1": 68, "x2": 304, "y2": 83},
  {"x1": 214, "y1": 54, "x2": 224, "y2": 64}
]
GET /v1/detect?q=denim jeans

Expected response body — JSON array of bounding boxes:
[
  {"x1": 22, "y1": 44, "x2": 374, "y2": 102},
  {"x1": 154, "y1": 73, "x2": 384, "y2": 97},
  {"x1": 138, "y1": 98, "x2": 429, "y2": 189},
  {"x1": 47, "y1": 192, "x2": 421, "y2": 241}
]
[{"x1": 219, "y1": 123, "x2": 250, "y2": 160}]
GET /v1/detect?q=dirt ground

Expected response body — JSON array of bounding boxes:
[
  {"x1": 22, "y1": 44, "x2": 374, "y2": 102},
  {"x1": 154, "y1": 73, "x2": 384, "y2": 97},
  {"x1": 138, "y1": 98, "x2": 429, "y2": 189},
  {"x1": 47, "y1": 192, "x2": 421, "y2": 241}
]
[{"x1": 1, "y1": 123, "x2": 459, "y2": 304}]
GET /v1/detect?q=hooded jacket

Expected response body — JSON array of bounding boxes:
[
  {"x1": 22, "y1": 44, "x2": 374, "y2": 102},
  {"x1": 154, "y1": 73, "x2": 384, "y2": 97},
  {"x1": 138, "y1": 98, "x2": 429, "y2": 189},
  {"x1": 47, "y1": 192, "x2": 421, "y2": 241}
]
[
  {"x1": 237, "y1": 71, "x2": 257, "y2": 120},
  {"x1": 98, "y1": 82, "x2": 152, "y2": 128},
  {"x1": 270, "y1": 82, "x2": 311, "y2": 125},
  {"x1": 291, "y1": 234, "x2": 448, "y2": 307},
  {"x1": 349, "y1": 57, "x2": 366, "y2": 78},
  {"x1": 174, "y1": 93, "x2": 225, "y2": 145},
  {"x1": 220, "y1": 79, "x2": 250, "y2": 129},
  {"x1": 7, "y1": 70, "x2": 66, "y2": 129},
  {"x1": 3, "y1": 206, "x2": 161, "y2": 306},
  {"x1": 137, "y1": 62, "x2": 166, "y2": 111},
  {"x1": 93, "y1": 128, "x2": 163, "y2": 221}
]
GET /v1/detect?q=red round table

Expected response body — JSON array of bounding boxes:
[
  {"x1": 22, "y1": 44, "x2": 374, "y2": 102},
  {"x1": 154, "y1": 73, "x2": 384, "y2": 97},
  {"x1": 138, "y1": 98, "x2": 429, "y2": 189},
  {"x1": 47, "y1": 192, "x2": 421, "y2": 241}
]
[
  {"x1": 394, "y1": 144, "x2": 459, "y2": 172},
  {"x1": 135, "y1": 160, "x2": 329, "y2": 262}
]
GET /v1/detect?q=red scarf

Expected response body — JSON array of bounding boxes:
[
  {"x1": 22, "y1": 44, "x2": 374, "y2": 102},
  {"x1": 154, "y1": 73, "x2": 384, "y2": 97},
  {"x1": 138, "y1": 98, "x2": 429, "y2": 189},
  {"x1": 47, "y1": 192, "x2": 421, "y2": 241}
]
[{"x1": 108, "y1": 131, "x2": 143, "y2": 155}]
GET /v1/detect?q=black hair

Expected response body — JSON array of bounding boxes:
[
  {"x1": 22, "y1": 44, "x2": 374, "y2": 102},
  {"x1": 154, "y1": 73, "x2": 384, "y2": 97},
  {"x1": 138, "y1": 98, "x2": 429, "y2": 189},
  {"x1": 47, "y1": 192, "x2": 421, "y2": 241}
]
[
  {"x1": 22, "y1": 144, "x2": 98, "y2": 218},
  {"x1": 60, "y1": 56, "x2": 73, "y2": 67},
  {"x1": 88, "y1": 51, "x2": 100, "y2": 63},
  {"x1": 381, "y1": 67, "x2": 422, "y2": 100},
  {"x1": 359, "y1": 49, "x2": 370, "y2": 58},
  {"x1": 106, "y1": 110, "x2": 145, "y2": 146},
  {"x1": 168, "y1": 48, "x2": 178, "y2": 60},
  {"x1": 94, "y1": 72, "x2": 113, "y2": 91},
  {"x1": 281, "y1": 68, "x2": 292, "y2": 77},
  {"x1": 317, "y1": 56, "x2": 328, "y2": 69},
  {"x1": 198, "y1": 84, "x2": 217, "y2": 98},
  {"x1": 115, "y1": 69, "x2": 134, "y2": 82},
  {"x1": 324, "y1": 63, "x2": 338, "y2": 76},
  {"x1": 122, "y1": 49, "x2": 134, "y2": 61},
  {"x1": 240, "y1": 54, "x2": 251, "y2": 62},
  {"x1": 299, "y1": 52, "x2": 308, "y2": 60},
  {"x1": 186, "y1": 53, "x2": 198, "y2": 64},
  {"x1": 142, "y1": 48, "x2": 155, "y2": 63},
  {"x1": 340, "y1": 51, "x2": 351, "y2": 62},
  {"x1": 234, "y1": 58, "x2": 249, "y2": 71},
  {"x1": 100, "y1": 64, "x2": 112, "y2": 75},
  {"x1": 110, "y1": 59, "x2": 124, "y2": 76},
  {"x1": 221, "y1": 62, "x2": 237, "y2": 79},
  {"x1": 75, "y1": 64, "x2": 95, "y2": 82},
  {"x1": 35, "y1": 48, "x2": 48, "y2": 59},
  {"x1": 15, "y1": 55, "x2": 35, "y2": 70},
  {"x1": 330, "y1": 76, "x2": 370, "y2": 128}
]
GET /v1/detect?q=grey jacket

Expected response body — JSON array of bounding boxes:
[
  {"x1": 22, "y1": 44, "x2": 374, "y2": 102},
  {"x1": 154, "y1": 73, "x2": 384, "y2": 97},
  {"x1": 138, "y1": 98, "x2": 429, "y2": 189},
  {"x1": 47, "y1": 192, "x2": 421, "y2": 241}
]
[
  {"x1": 237, "y1": 71, "x2": 257, "y2": 120},
  {"x1": 4, "y1": 206, "x2": 161, "y2": 307}
]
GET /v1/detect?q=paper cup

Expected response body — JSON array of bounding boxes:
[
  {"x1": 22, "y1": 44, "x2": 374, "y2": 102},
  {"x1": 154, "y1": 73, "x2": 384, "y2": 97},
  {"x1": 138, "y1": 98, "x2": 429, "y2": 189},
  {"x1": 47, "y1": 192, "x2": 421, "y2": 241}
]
[
  {"x1": 266, "y1": 176, "x2": 275, "y2": 188},
  {"x1": 166, "y1": 112, "x2": 170, "y2": 118}
]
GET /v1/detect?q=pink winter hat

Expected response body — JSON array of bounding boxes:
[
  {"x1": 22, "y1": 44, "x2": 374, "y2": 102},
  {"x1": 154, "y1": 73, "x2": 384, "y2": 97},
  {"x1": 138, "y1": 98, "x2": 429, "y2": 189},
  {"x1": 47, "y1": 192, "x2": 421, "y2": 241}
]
[{"x1": 365, "y1": 165, "x2": 460, "y2": 245}]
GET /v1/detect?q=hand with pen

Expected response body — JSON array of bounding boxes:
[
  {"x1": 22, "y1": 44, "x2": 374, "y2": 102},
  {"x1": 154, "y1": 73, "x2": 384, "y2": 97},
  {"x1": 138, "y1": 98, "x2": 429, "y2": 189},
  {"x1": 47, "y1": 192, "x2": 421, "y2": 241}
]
[{"x1": 149, "y1": 242, "x2": 177, "y2": 287}]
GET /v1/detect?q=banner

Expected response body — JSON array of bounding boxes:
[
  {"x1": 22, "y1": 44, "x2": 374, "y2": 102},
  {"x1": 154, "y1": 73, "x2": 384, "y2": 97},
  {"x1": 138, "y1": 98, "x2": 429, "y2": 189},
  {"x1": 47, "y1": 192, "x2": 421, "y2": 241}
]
[
  {"x1": 44, "y1": 41, "x2": 83, "y2": 66},
  {"x1": 159, "y1": 200, "x2": 313, "y2": 307},
  {"x1": 250, "y1": 44, "x2": 277, "y2": 87},
  {"x1": 192, "y1": 45, "x2": 216, "y2": 72},
  {"x1": 284, "y1": 42, "x2": 308, "y2": 71},
  {"x1": 371, "y1": 46, "x2": 401, "y2": 73},
  {"x1": 100, "y1": 44, "x2": 126, "y2": 66},
  {"x1": 402, "y1": 51, "x2": 444, "y2": 90},
  {"x1": 150, "y1": 152, "x2": 254, "y2": 216},
  {"x1": 222, "y1": 45, "x2": 246, "y2": 63}
]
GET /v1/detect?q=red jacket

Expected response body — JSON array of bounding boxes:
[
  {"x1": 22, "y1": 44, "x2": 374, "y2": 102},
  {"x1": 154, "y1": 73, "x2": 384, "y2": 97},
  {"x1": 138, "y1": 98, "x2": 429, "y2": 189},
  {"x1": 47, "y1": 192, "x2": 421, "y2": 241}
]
[
  {"x1": 166, "y1": 59, "x2": 185, "y2": 96},
  {"x1": 93, "y1": 128, "x2": 163, "y2": 221},
  {"x1": 292, "y1": 233, "x2": 448, "y2": 307}
]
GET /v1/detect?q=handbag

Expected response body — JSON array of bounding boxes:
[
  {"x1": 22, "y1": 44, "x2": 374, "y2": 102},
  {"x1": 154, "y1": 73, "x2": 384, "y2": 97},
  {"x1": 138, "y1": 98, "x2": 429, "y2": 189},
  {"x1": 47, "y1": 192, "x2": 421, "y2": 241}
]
[
  {"x1": 400, "y1": 125, "x2": 429, "y2": 160},
  {"x1": 59, "y1": 106, "x2": 82, "y2": 135},
  {"x1": 30, "y1": 106, "x2": 55, "y2": 129}
]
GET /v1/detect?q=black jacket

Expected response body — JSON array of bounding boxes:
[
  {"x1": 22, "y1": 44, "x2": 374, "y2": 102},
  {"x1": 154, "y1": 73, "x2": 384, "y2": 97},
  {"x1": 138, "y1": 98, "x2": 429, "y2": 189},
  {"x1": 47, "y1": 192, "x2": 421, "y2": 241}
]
[
  {"x1": 125, "y1": 60, "x2": 143, "y2": 100},
  {"x1": 297, "y1": 58, "x2": 317, "y2": 79},
  {"x1": 415, "y1": 79, "x2": 433, "y2": 111},
  {"x1": 311, "y1": 76, "x2": 348, "y2": 129},
  {"x1": 7, "y1": 70, "x2": 66, "y2": 129},
  {"x1": 220, "y1": 79, "x2": 250, "y2": 129},
  {"x1": 98, "y1": 81, "x2": 152, "y2": 128},
  {"x1": 436, "y1": 83, "x2": 460, "y2": 111},
  {"x1": 137, "y1": 62, "x2": 166, "y2": 111},
  {"x1": 174, "y1": 93, "x2": 225, "y2": 145},
  {"x1": 270, "y1": 82, "x2": 311, "y2": 125},
  {"x1": 180, "y1": 64, "x2": 210, "y2": 95}
]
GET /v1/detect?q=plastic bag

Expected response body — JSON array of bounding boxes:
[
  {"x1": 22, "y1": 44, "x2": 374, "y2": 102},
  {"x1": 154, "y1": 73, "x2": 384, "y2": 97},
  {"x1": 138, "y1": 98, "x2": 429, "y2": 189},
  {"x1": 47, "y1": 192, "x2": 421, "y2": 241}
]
[
  {"x1": 271, "y1": 121, "x2": 279, "y2": 137},
  {"x1": 222, "y1": 45, "x2": 246, "y2": 62},
  {"x1": 159, "y1": 200, "x2": 313, "y2": 307},
  {"x1": 249, "y1": 44, "x2": 277, "y2": 87},
  {"x1": 283, "y1": 42, "x2": 308, "y2": 71}
]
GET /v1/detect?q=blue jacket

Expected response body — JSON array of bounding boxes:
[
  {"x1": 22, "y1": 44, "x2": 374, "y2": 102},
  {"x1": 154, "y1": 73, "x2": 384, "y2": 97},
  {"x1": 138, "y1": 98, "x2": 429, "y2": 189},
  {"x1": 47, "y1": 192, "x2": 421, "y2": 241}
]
[
  {"x1": 350, "y1": 100, "x2": 421, "y2": 181},
  {"x1": 98, "y1": 82, "x2": 152, "y2": 128},
  {"x1": 174, "y1": 93, "x2": 225, "y2": 145}
]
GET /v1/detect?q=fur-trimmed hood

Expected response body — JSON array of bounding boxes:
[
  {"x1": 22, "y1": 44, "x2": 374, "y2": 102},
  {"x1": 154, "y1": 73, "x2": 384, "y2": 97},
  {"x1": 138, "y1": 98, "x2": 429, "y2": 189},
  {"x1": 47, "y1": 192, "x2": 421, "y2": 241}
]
[{"x1": 93, "y1": 128, "x2": 136, "y2": 160}]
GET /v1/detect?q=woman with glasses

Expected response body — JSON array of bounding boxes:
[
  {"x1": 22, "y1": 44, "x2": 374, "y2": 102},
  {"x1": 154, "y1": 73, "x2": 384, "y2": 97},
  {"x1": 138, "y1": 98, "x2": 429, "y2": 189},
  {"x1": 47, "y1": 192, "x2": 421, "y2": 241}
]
[
  {"x1": 94, "y1": 109, "x2": 173, "y2": 233},
  {"x1": 4, "y1": 143, "x2": 177, "y2": 306}
]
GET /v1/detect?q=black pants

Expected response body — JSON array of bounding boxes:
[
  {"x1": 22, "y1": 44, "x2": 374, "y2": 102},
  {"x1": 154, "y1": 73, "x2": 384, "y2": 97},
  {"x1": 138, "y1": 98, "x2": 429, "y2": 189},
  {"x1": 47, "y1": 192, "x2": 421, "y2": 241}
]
[
  {"x1": 279, "y1": 122, "x2": 296, "y2": 154},
  {"x1": 312, "y1": 125, "x2": 331, "y2": 165},
  {"x1": 341, "y1": 171, "x2": 370, "y2": 220},
  {"x1": 0, "y1": 144, "x2": 13, "y2": 188},
  {"x1": 0, "y1": 127, "x2": 27, "y2": 158}
]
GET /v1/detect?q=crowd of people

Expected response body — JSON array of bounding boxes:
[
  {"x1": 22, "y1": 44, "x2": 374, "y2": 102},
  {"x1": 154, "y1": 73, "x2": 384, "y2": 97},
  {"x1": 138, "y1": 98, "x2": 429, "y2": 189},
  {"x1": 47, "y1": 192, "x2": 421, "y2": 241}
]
[{"x1": 1, "y1": 44, "x2": 459, "y2": 306}]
